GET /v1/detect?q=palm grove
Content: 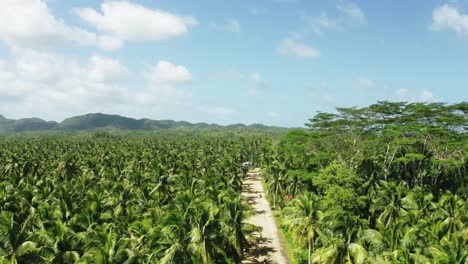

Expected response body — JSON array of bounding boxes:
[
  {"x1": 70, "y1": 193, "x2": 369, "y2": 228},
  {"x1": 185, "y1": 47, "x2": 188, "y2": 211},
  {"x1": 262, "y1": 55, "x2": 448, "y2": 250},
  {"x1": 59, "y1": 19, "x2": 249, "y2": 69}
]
[
  {"x1": 263, "y1": 101, "x2": 467, "y2": 263},
  {"x1": 0, "y1": 101, "x2": 466, "y2": 263},
  {"x1": 0, "y1": 133, "x2": 266, "y2": 263}
]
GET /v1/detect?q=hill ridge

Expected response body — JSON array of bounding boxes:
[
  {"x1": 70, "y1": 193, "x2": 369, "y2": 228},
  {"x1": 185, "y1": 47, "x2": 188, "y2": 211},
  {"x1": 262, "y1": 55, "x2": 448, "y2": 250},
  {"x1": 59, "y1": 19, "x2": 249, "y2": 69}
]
[{"x1": 0, "y1": 113, "x2": 288, "y2": 134}]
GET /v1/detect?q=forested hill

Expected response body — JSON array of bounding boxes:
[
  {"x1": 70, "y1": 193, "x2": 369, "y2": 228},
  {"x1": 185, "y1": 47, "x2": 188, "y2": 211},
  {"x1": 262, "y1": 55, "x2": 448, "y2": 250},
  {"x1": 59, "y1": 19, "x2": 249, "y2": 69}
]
[{"x1": 0, "y1": 113, "x2": 288, "y2": 134}]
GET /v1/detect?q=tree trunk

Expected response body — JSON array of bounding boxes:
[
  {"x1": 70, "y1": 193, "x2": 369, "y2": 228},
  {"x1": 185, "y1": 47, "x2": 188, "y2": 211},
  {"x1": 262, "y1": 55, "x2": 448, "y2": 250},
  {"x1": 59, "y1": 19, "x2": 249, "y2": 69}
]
[{"x1": 308, "y1": 238, "x2": 311, "y2": 264}]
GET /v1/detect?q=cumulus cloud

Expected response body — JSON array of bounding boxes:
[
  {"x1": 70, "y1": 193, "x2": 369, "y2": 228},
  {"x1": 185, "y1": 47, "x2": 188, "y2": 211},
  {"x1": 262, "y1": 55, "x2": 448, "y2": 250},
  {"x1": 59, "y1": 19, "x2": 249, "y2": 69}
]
[
  {"x1": 430, "y1": 4, "x2": 468, "y2": 34},
  {"x1": 0, "y1": 0, "x2": 197, "y2": 51},
  {"x1": 0, "y1": 48, "x2": 193, "y2": 120},
  {"x1": 278, "y1": 38, "x2": 320, "y2": 58},
  {"x1": 75, "y1": 1, "x2": 198, "y2": 42},
  {"x1": 0, "y1": 60, "x2": 31, "y2": 101},
  {"x1": 88, "y1": 55, "x2": 131, "y2": 83},
  {"x1": 147, "y1": 60, "x2": 193, "y2": 84},
  {"x1": 96, "y1": 35, "x2": 124, "y2": 51},
  {"x1": 0, "y1": 0, "x2": 120, "y2": 51},
  {"x1": 0, "y1": 48, "x2": 124, "y2": 116}
]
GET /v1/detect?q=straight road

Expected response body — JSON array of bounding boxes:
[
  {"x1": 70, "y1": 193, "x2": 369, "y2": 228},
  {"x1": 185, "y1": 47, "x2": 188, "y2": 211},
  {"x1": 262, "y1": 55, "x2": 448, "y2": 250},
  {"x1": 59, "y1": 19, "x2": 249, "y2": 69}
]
[{"x1": 241, "y1": 168, "x2": 290, "y2": 264}]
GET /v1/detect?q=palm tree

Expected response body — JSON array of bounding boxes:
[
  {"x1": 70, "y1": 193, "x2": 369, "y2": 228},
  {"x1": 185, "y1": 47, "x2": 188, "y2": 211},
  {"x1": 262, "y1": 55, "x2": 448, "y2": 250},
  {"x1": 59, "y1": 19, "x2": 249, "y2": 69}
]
[
  {"x1": 35, "y1": 220, "x2": 86, "y2": 264},
  {"x1": 312, "y1": 207, "x2": 364, "y2": 264},
  {"x1": 430, "y1": 192, "x2": 465, "y2": 241},
  {"x1": 266, "y1": 161, "x2": 287, "y2": 209},
  {"x1": 0, "y1": 211, "x2": 49, "y2": 263},
  {"x1": 79, "y1": 224, "x2": 131, "y2": 264},
  {"x1": 371, "y1": 181, "x2": 408, "y2": 229},
  {"x1": 426, "y1": 235, "x2": 467, "y2": 263},
  {"x1": 218, "y1": 190, "x2": 253, "y2": 263},
  {"x1": 283, "y1": 192, "x2": 321, "y2": 264}
]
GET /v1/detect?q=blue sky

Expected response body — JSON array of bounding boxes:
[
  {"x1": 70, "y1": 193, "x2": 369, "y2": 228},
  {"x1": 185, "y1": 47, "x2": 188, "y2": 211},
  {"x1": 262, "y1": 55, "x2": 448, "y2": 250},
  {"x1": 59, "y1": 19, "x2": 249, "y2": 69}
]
[{"x1": 0, "y1": 0, "x2": 467, "y2": 127}]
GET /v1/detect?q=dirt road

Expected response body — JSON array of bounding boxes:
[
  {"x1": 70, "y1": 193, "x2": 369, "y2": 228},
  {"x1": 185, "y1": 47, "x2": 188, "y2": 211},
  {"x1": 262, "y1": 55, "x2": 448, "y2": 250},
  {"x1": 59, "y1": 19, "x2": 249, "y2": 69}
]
[{"x1": 241, "y1": 168, "x2": 290, "y2": 264}]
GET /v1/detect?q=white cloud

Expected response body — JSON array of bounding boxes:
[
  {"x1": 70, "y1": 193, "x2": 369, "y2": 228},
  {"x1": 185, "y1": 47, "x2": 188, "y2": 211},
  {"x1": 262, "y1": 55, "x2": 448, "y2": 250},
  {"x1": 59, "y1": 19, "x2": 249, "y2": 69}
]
[
  {"x1": 147, "y1": 60, "x2": 192, "y2": 84},
  {"x1": 390, "y1": 88, "x2": 435, "y2": 102},
  {"x1": 278, "y1": 38, "x2": 320, "y2": 58},
  {"x1": 88, "y1": 55, "x2": 131, "y2": 83},
  {"x1": 12, "y1": 47, "x2": 82, "y2": 83},
  {"x1": 301, "y1": 3, "x2": 365, "y2": 35},
  {"x1": 0, "y1": 59, "x2": 31, "y2": 100},
  {"x1": 393, "y1": 88, "x2": 410, "y2": 101},
  {"x1": 430, "y1": 4, "x2": 468, "y2": 34},
  {"x1": 75, "y1": 1, "x2": 197, "y2": 42},
  {"x1": 313, "y1": 12, "x2": 339, "y2": 34},
  {"x1": 226, "y1": 19, "x2": 241, "y2": 33},
  {"x1": 248, "y1": 71, "x2": 269, "y2": 96},
  {"x1": 419, "y1": 90, "x2": 435, "y2": 102},
  {"x1": 0, "y1": 60, "x2": 14, "y2": 82},
  {"x1": 337, "y1": 2, "x2": 366, "y2": 23},
  {"x1": 97, "y1": 35, "x2": 123, "y2": 51},
  {"x1": 251, "y1": 72, "x2": 262, "y2": 82},
  {"x1": 0, "y1": 48, "x2": 193, "y2": 120},
  {"x1": 210, "y1": 19, "x2": 241, "y2": 33},
  {"x1": 0, "y1": 48, "x2": 127, "y2": 112},
  {"x1": 0, "y1": 0, "x2": 121, "y2": 51}
]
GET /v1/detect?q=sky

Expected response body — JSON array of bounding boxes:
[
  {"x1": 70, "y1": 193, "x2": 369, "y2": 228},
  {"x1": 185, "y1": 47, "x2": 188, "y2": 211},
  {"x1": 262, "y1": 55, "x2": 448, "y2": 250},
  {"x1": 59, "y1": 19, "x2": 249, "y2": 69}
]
[{"x1": 0, "y1": 0, "x2": 467, "y2": 127}]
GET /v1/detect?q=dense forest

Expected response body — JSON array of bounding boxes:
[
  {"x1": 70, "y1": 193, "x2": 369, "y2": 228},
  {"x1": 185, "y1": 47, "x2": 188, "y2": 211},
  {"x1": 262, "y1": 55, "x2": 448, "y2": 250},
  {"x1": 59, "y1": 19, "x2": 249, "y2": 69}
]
[
  {"x1": 263, "y1": 101, "x2": 467, "y2": 263},
  {"x1": 0, "y1": 101, "x2": 466, "y2": 263},
  {"x1": 0, "y1": 133, "x2": 266, "y2": 263}
]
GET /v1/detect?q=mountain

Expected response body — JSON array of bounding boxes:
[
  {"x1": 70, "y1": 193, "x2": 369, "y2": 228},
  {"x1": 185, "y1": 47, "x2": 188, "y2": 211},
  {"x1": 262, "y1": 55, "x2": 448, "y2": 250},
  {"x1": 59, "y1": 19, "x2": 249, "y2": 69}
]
[
  {"x1": 0, "y1": 115, "x2": 58, "y2": 133},
  {"x1": 15, "y1": 118, "x2": 59, "y2": 132},
  {"x1": 59, "y1": 113, "x2": 143, "y2": 130},
  {"x1": 0, "y1": 113, "x2": 288, "y2": 134}
]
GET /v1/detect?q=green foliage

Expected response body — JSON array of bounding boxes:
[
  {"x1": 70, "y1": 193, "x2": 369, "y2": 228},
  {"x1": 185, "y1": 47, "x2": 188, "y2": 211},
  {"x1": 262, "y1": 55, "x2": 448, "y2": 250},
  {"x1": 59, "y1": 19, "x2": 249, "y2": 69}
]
[
  {"x1": 265, "y1": 101, "x2": 467, "y2": 263},
  {"x1": 312, "y1": 162, "x2": 366, "y2": 212},
  {"x1": 313, "y1": 161, "x2": 362, "y2": 192},
  {"x1": 0, "y1": 133, "x2": 269, "y2": 263}
]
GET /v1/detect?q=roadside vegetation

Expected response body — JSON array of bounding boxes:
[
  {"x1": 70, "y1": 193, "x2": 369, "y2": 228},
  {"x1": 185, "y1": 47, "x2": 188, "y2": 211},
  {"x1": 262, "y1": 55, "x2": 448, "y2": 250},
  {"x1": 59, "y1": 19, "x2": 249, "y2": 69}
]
[{"x1": 262, "y1": 101, "x2": 467, "y2": 263}]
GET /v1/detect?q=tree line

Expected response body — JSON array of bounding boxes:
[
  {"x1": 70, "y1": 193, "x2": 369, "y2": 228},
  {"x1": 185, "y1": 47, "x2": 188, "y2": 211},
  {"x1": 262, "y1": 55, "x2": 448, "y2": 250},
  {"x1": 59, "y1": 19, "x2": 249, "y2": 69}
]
[{"x1": 262, "y1": 101, "x2": 467, "y2": 263}]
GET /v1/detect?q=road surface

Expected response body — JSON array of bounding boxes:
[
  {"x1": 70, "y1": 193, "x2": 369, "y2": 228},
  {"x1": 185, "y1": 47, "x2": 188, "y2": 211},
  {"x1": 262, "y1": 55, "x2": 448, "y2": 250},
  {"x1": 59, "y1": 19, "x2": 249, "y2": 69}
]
[{"x1": 241, "y1": 168, "x2": 290, "y2": 264}]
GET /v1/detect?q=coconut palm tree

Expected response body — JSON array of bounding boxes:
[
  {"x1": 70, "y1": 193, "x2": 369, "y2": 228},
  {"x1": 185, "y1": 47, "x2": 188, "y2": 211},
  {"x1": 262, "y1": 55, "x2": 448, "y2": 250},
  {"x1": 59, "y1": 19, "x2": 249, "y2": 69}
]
[
  {"x1": 283, "y1": 192, "x2": 321, "y2": 264},
  {"x1": 0, "y1": 211, "x2": 49, "y2": 263}
]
